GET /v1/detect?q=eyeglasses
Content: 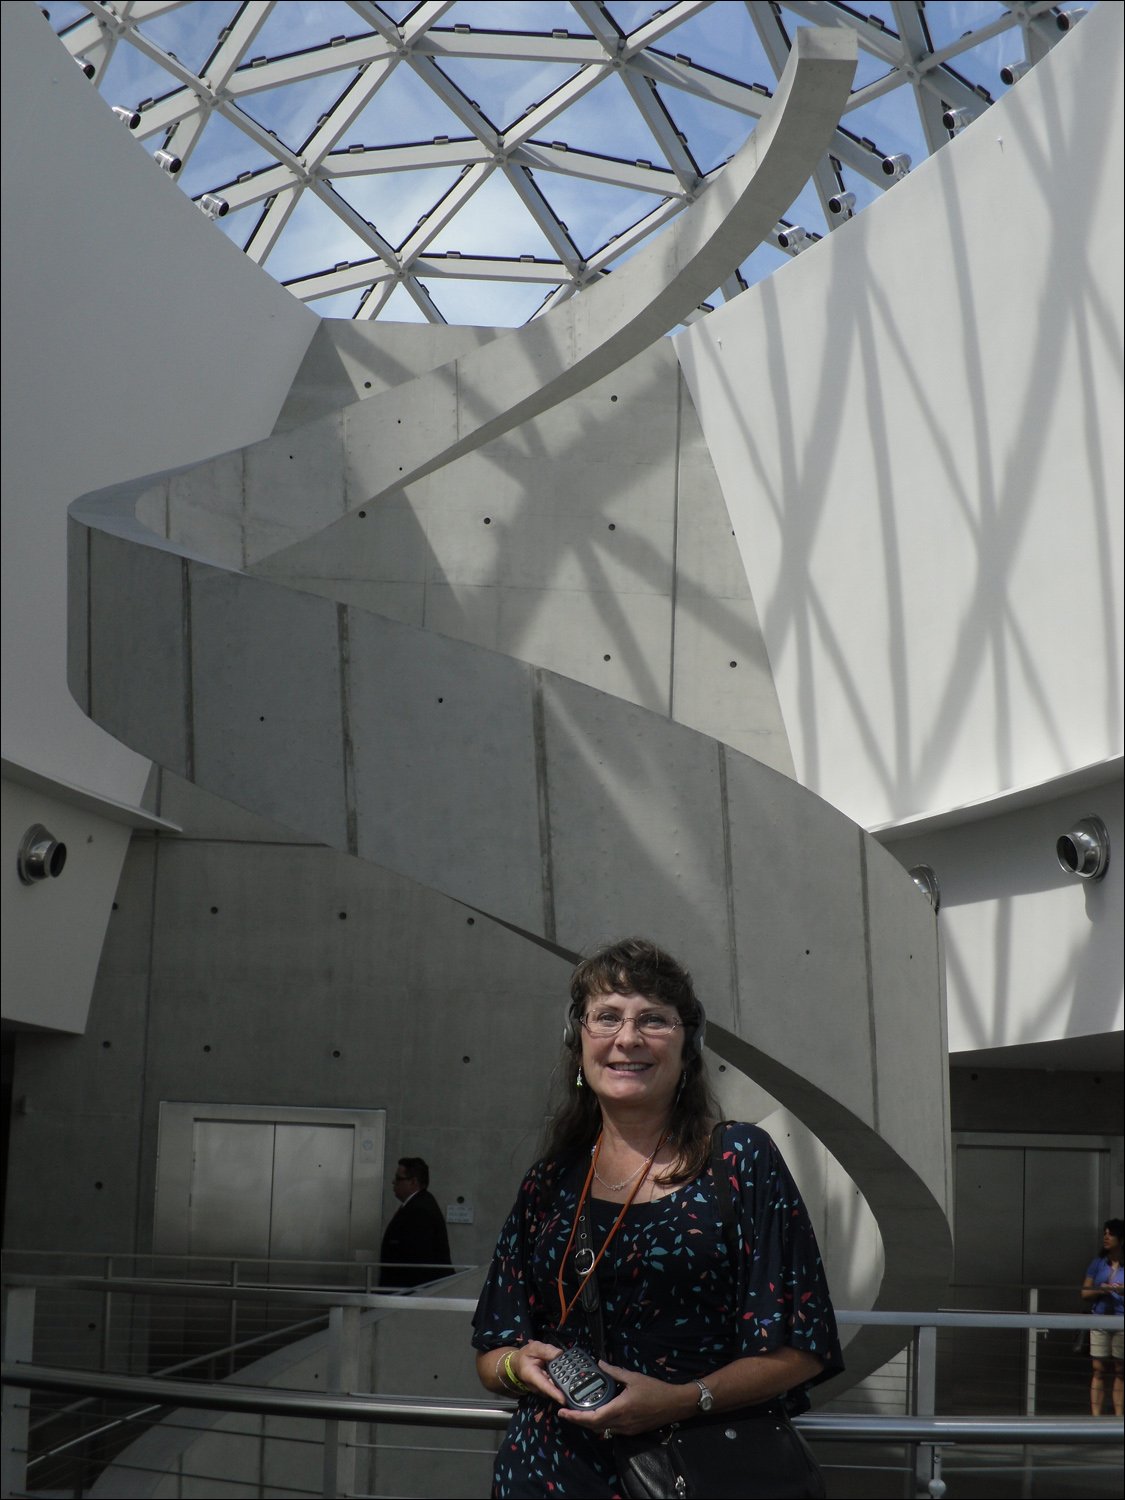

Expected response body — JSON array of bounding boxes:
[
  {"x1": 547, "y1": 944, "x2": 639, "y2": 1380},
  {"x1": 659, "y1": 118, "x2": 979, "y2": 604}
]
[{"x1": 581, "y1": 1009, "x2": 683, "y2": 1039}]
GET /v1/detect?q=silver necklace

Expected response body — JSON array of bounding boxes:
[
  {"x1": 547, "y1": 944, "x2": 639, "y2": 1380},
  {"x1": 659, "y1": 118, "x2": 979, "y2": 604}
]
[{"x1": 593, "y1": 1147, "x2": 658, "y2": 1193}]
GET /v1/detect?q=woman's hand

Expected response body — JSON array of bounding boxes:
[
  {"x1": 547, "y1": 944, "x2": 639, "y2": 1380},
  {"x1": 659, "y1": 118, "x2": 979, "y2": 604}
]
[
  {"x1": 558, "y1": 1362, "x2": 697, "y2": 1436},
  {"x1": 482, "y1": 1342, "x2": 567, "y2": 1404}
]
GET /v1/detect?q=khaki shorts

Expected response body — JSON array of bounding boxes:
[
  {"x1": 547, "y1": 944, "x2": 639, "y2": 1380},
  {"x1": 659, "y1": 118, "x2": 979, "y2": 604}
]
[{"x1": 1090, "y1": 1329, "x2": 1124, "y2": 1360}]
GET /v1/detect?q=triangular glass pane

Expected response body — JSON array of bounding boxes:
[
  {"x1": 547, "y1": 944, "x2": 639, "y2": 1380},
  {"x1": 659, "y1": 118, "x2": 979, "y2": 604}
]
[
  {"x1": 306, "y1": 289, "x2": 367, "y2": 319},
  {"x1": 178, "y1": 112, "x2": 276, "y2": 197},
  {"x1": 539, "y1": 72, "x2": 665, "y2": 162},
  {"x1": 738, "y1": 239, "x2": 788, "y2": 292},
  {"x1": 345, "y1": 64, "x2": 468, "y2": 148},
  {"x1": 135, "y1": 3, "x2": 240, "y2": 76},
  {"x1": 422, "y1": 277, "x2": 549, "y2": 328},
  {"x1": 852, "y1": 48, "x2": 896, "y2": 92},
  {"x1": 925, "y1": 3, "x2": 1010, "y2": 51},
  {"x1": 603, "y1": 3, "x2": 657, "y2": 37},
  {"x1": 535, "y1": 175, "x2": 659, "y2": 258},
  {"x1": 432, "y1": 56, "x2": 581, "y2": 130},
  {"x1": 238, "y1": 70, "x2": 359, "y2": 152},
  {"x1": 262, "y1": 188, "x2": 382, "y2": 282},
  {"x1": 425, "y1": 171, "x2": 559, "y2": 257},
  {"x1": 442, "y1": 2, "x2": 590, "y2": 34},
  {"x1": 98, "y1": 37, "x2": 177, "y2": 111},
  {"x1": 846, "y1": 87, "x2": 928, "y2": 166},
  {"x1": 837, "y1": 165, "x2": 882, "y2": 217},
  {"x1": 376, "y1": 281, "x2": 429, "y2": 322},
  {"x1": 658, "y1": 85, "x2": 754, "y2": 174},
  {"x1": 47, "y1": 3, "x2": 89, "y2": 36},
  {"x1": 643, "y1": 6, "x2": 775, "y2": 90},
  {"x1": 777, "y1": 177, "x2": 828, "y2": 237},
  {"x1": 246, "y1": 1, "x2": 375, "y2": 61},
  {"x1": 334, "y1": 168, "x2": 464, "y2": 250}
]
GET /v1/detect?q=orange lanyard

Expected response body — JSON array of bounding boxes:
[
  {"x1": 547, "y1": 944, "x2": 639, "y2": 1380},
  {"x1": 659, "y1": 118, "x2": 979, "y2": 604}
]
[{"x1": 557, "y1": 1129, "x2": 668, "y2": 1329}]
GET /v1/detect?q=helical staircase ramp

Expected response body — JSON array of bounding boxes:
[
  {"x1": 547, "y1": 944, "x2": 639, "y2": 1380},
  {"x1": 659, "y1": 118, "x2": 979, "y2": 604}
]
[{"x1": 68, "y1": 25, "x2": 952, "y2": 1392}]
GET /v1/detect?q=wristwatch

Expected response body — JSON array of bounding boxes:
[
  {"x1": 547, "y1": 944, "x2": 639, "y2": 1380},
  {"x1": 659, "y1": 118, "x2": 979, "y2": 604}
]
[{"x1": 693, "y1": 1379, "x2": 714, "y2": 1413}]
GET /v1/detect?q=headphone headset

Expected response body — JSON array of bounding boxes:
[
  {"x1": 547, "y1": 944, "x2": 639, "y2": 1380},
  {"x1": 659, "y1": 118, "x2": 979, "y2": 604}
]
[{"x1": 563, "y1": 999, "x2": 707, "y2": 1058}]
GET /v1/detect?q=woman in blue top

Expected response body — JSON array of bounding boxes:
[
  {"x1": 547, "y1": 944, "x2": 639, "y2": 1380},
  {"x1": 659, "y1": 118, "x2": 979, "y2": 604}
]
[
  {"x1": 1083, "y1": 1218, "x2": 1124, "y2": 1416},
  {"x1": 472, "y1": 938, "x2": 843, "y2": 1498}
]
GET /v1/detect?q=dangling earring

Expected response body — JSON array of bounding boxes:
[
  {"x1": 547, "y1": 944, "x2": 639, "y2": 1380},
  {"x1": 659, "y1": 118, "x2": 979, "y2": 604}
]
[{"x1": 576, "y1": 1066, "x2": 585, "y2": 1089}]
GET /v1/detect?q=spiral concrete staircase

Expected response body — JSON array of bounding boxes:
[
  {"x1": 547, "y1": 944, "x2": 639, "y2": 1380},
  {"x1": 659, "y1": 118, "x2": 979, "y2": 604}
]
[{"x1": 68, "y1": 25, "x2": 952, "y2": 1390}]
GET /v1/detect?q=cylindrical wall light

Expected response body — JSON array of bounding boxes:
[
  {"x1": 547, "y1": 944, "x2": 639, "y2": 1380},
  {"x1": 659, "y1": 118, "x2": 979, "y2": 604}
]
[
  {"x1": 1056, "y1": 816, "x2": 1110, "y2": 881},
  {"x1": 17, "y1": 824, "x2": 68, "y2": 885},
  {"x1": 909, "y1": 864, "x2": 940, "y2": 911}
]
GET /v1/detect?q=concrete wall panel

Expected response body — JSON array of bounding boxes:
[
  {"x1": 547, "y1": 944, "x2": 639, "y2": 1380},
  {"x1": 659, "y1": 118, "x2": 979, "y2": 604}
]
[
  {"x1": 347, "y1": 610, "x2": 544, "y2": 934},
  {"x1": 189, "y1": 570, "x2": 346, "y2": 849},
  {"x1": 88, "y1": 530, "x2": 190, "y2": 777}
]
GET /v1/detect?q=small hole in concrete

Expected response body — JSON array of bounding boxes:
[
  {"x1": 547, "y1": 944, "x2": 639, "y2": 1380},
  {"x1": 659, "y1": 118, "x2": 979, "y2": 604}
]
[
  {"x1": 438, "y1": 697, "x2": 443, "y2": 703},
  {"x1": 88, "y1": 1323, "x2": 97, "y2": 1331},
  {"x1": 397, "y1": 418, "x2": 401, "y2": 424},
  {"x1": 203, "y1": 1045, "x2": 212, "y2": 1053},
  {"x1": 466, "y1": 917, "x2": 474, "y2": 924},
  {"x1": 332, "y1": 1049, "x2": 341, "y2": 1059},
  {"x1": 457, "y1": 1195, "x2": 465, "y2": 1203},
  {"x1": 289, "y1": 455, "x2": 293, "y2": 460},
  {"x1": 259, "y1": 715, "x2": 265, "y2": 722},
  {"x1": 112, "y1": 902, "x2": 119, "y2": 911},
  {"x1": 805, "y1": 948, "x2": 810, "y2": 955},
  {"x1": 970, "y1": 1072, "x2": 979, "y2": 1081},
  {"x1": 604, "y1": 654, "x2": 611, "y2": 661},
  {"x1": 210, "y1": 906, "x2": 219, "y2": 915},
  {"x1": 608, "y1": 523, "x2": 616, "y2": 530},
  {"x1": 399, "y1": 466, "x2": 403, "y2": 471},
  {"x1": 610, "y1": 394, "x2": 618, "y2": 402},
  {"x1": 87, "y1": 834, "x2": 94, "y2": 843},
  {"x1": 483, "y1": 517, "x2": 491, "y2": 524},
  {"x1": 462, "y1": 1056, "x2": 471, "y2": 1063},
  {"x1": 729, "y1": 661, "x2": 737, "y2": 668},
  {"x1": 358, "y1": 510, "x2": 367, "y2": 518},
  {"x1": 338, "y1": 911, "x2": 347, "y2": 920},
  {"x1": 95, "y1": 1181, "x2": 103, "y2": 1190},
  {"x1": 102, "y1": 1040, "x2": 111, "y2": 1049},
  {"x1": 364, "y1": 381, "x2": 372, "y2": 389},
  {"x1": 718, "y1": 1064, "x2": 726, "y2": 1072}
]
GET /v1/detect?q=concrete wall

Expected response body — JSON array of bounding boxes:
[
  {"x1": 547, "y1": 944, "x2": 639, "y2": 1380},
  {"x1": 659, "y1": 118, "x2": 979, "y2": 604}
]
[
  {"x1": 885, "y1": 772, "x2": 1123, "y2": 1053},
  {"x1": 675, "y1": 4, "x2": 1123, "y2": 828},
  {"x1": 0, "y1": 2, "x2": 315, "y2": 1032},
  {"x1": 675, "y1": 4, "x2": 1124, "y2": 1058}
]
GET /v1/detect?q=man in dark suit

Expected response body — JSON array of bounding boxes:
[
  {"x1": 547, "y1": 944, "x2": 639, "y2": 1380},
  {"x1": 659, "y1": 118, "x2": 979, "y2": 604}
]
[{"x1": 379, "y1": 1156, "x2": 453, "y2": 1288}]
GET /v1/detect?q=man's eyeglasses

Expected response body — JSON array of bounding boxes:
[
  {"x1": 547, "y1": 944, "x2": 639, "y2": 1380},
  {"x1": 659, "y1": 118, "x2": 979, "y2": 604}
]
[{"x1": 581, "y1": 1010, "x2": 682, "y2": 1039}]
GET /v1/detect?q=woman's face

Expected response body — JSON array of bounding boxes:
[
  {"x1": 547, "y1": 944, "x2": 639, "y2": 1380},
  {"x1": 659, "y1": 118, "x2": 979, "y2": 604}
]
[
  {"x1": 579, "y1": 990, "x2": 686, "y2": 1113},
  {"x1": 1104, "y1": 1228, "x2": 1124, "y2": 1258}
]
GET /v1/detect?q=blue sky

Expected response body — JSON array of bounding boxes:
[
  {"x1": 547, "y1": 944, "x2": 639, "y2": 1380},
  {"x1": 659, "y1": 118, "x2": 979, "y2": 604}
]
[{"x1": 44, "y1": 0, "x2": 1084, "y2": 326}]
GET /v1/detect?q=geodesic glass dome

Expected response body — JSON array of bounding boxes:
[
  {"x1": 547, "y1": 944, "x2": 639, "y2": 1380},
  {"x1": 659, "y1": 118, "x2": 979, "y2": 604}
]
[{"x1": 49, "y1": 1, "x2": 1088, "y2": 324}]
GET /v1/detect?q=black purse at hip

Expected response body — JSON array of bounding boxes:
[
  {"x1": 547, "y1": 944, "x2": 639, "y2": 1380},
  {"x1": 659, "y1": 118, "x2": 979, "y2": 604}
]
[{"x1": 578, "y1": 1123, "x2": 826, "y2": 1500}]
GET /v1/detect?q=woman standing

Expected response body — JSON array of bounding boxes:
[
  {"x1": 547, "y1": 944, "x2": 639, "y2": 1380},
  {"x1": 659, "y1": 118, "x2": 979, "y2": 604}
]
[
  {"x1": 1083, "y1": 1218, "x2": 1124, "y2": 1416},
  {"x1": 472, "y1": 938, "x2": 842, "y2": 1498}
]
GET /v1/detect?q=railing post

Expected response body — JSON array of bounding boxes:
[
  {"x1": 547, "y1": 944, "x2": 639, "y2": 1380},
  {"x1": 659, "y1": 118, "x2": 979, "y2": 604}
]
[
  {"x1": 912, "y1": 1324, "x2": 939, "y2": 1498},
  {"x1": 229, "y1": 1262, "x2": 239, "y2": 1378},
  {"x1": 101, "y1": 1256, "x2": 112, "y2": 1372},
  {"x1": 1025, "y1": 1288, "x2": 1039, "y2": 1416},
  {"x1": 323, "y1": 1304, "x2": 359, "y2": 1499},
  {"x1": 2, "y1": 1285, "x2": 35, "y2": 1500}
]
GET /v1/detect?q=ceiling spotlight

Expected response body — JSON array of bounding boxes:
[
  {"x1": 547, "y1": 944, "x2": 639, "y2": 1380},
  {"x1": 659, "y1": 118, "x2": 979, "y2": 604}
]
[
  {"x1": 909, "y1": 865, "x2": 940, "y2": 911},
  {"x1": 198, "y1": 193, "x2": 229, "y2": 219},
  {"x1": 112, "y1": 105, "x2": 141, "y2": 129},
  {"x1": 1000, "y1": 59, "x2": 1031, "y2": 86},
  {"x1": 1055, "y1": 8, "x2": 1087, "y2": 30},
  {"x1": 77, "y1": 57, "x2": 96, "y2": 79},
  {"x1": 827, "y1": 190, "x2": 855, "y2": 217},
  {"x1": 1056, "y1": 816, "x2": 1110, "y2": 881},
  {"x1": 942, "y1": 107, "x2": 974, "y2": 134},
  {"x1": 17, "y1": 825, "x2": 68, "y2": 885},
  {"x1": 154, "y1": 149, "x2": 182, "y2": 174},
  {"x1": 881, "y1": 153, "x2": 911, "y2": 181},
  {"x1": 775, "y1": 224, "x2": 810, "y2": 252}
]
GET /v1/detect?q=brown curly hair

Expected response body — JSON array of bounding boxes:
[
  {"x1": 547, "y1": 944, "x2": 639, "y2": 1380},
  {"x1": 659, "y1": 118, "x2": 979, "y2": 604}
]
[{"x1": 540, "y1": 937, "x2": 717, "y2": 1186}]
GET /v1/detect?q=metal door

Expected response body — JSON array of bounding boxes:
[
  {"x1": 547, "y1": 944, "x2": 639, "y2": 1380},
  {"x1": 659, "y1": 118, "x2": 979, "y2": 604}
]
[
  {"x1": 1022, "y1": 1149, "x2": 1102, "y2": 1286},
  {"x1": 188, "y1": 1120, "x2": 275, "y2": 1259},
  {"x1": 268, "y1": 1123, "x2": 354, "y2": 1262}
]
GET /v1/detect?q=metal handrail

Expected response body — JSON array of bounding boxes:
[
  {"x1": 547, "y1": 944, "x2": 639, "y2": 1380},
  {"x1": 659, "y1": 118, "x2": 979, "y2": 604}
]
[
  {"x1": 5, "y1": 1276, "x2": 1122, "y2": 1327},
  {"x1": 4, "y1": 1363, "x2": 1122, "y2": 1444}
]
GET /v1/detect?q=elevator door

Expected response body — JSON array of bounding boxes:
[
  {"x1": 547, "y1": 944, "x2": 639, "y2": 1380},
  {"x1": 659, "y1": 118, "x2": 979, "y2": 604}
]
[{"x1": 188, "y1": 1120, "x2": 357, "y2": 1264}]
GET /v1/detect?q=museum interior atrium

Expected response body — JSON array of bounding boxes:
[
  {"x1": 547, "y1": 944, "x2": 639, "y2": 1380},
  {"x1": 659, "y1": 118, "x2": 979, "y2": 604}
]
[{"x1": 2, "y1": 3, "x2": 1122, "y2": 1497}]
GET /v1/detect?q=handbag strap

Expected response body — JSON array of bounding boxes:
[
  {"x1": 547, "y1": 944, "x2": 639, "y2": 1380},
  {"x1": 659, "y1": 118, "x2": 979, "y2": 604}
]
[{"x1": 575, "y1": 1192, "x2": 607, "y2": 1359}]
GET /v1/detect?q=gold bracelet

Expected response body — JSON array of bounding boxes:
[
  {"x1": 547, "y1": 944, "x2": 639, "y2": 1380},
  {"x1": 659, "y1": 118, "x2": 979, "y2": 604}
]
[{"x1": 497, "y1": 1349, "x2": 532, "y2": 1395}]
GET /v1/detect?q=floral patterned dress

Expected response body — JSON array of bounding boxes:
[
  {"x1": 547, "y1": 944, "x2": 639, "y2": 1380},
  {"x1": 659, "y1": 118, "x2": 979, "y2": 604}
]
[{"x1": 471, "y1": 1122, "x2": 844, "y2": 1499}]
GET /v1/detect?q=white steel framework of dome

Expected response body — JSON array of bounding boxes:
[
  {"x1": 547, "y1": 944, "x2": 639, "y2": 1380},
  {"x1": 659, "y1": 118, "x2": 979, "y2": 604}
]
[{"x1": 51, "y1": 1, "x2": 1089, "y2": 324}]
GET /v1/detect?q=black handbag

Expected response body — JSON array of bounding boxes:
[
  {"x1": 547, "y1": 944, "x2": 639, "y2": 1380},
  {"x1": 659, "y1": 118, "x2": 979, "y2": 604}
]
[{"x1": 577, "y1": 1123, "x2": 826, "y2": 1500}]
